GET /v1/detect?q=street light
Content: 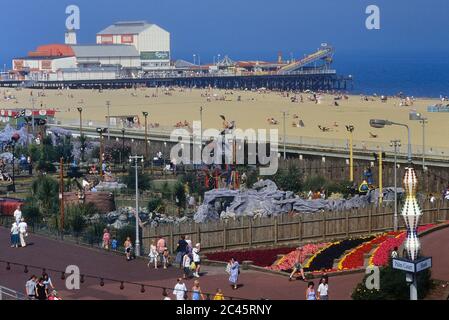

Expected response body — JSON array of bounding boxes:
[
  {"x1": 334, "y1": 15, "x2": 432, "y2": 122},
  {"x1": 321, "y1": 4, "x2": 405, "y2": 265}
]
[
  {"x1": 129, "y1": 155, "x2": 144, "y2": 257},
  {"x1": 409, "y1": 111, "x2": 428, "y2": 171},
  {"x1": 390, "y1": 139, "x2": 401, "y2": 232},
  {"x1": 106, "y1": 101, "x2": 111, "y2": 140},
  {"x1": 281, "y1": 111, "x2": 288, "y2": 160},
  {"x1": 142, "y1": 112, "x2": 149, "y2": 163},
  {"x1": 200, "y1": 106, "x2": 204, "y2": 164},
  {"x1": 369, "y1": 119, "x2": 412, "y2": 163},
  {"x1": 77, "y1": 107, "x2": 83, "y2": 137},
  {"x1": 346, "y1": 125, "x2": 355, "y2": 182},
  {"x1": 121, "y1": 128, "x2": 126, "y2": 172},
  {"x1": 96, "y1": 128, "x2": 108, "y2": 179}
]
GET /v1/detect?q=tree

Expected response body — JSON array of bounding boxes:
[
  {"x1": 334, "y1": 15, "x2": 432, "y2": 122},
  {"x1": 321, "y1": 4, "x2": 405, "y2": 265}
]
[
  {"x1": 148, "y1": 197, "x2": 163, "y2": 213},
  {"x1": 122, "y1": 167, "x2": 152, "y2": 191},
  {"x1": 174, "y1": 182, "x2": 186, "y2": 210},
  {"x1": 21, "y1": 200, "x2": 41, "y2": 226},
  {"x1": 161, "y1": 181, "x2": 172, "y2": 200},
  {"x1": 303, "y1": 176, "x2": 327, "y2": 192},
  {"x1": 272, "y1": 164, "x2": 303, "y2": 193},
  {"x1": 31, "y1": 176, "x2": 59, "y2": 216}
]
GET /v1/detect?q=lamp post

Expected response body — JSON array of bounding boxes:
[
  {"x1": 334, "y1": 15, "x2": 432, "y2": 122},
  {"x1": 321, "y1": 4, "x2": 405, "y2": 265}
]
[
  {"x1": 200, "y1": 106, "x2": 204, "y2": 164},
  {"x1": 281, "y1": 111, "x2": 288, "y2": 160},
  {"x1": 346, "y1": 125, "x2": 355, "y2": 182},
  {"x1": 370, "y1": 119, "x2": 426, "y2": 300},
  {"x1": 30, "y1": 96, "x2": 35, "y2": 135},
  {"x1": 96, "y1": 128, "x2": 107, "y2": 179},
  {"x1": 121, "y1": 128, "x2": 126, "y2": 172},
  {"x1": 409, "y1": 111, "x2": 428, "y2": 172},
  {"x1": 369, "y1": 119, "x2": 412, "y2": 163},
  {"x1": 142, "y1": 112, "x2": 149, "y2": 163},
  {"x1": 10, "y1": 140, "x2": 16, "y2": 193},
  {"x1": 390, "y1": 140, "x2": 401, "y2": 232},
  {"x1": 77, "y1": 107, "x2": 83, "y2": 137},
  {"x1": 106, "y1": 101, "x2": 111, "y2": 140},
  {"x1": 77, "y1": 107, "x2": 84, "y2": 162},
  {"x1": 129, "y1": 155, "x2": 144, "y2": 257}
]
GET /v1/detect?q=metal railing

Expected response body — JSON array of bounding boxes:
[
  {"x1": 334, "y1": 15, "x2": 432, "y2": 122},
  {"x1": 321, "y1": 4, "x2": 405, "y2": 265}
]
[{"x1": 0, "y1": 285, "x2": 28, "y2": 300}]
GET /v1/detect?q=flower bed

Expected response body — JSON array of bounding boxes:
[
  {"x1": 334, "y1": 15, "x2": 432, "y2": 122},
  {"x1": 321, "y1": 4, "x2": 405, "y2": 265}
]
[
  {"x1": 304, "y1": 236, "x2": 375, "y2": 272},
  {"x1": 267, "y1": 243, "x2": 330, "y2": 272},
  {"x1": 338, "y1": 232, "x2": 399, "y2": 270},
  {"x1": 370, "y1": 224, "x2": 435, "y2": 266},
  {"x1": 205, "y1": 247, "x2": 296, "y2": 267}
]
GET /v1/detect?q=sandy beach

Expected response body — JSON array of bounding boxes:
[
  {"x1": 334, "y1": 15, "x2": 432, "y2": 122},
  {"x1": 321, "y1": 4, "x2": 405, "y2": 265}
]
[{"x1": 1, "y1": 87, "x2": 448, "y2": 153}]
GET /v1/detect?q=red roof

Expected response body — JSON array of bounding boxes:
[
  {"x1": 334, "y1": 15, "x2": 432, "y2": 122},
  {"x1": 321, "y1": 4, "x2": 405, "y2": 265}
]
[{"x1": 28, "y1": 44, "x2": 75, "y2": 58}]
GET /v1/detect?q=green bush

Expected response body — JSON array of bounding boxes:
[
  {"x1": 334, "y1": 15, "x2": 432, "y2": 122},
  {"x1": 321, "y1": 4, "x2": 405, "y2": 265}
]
[
  {"x1": 84, "y1": 222, "x2": 107, "y2": 245},
  {"x1": 352, "y1": 260, "x2": 432, "y2": 300},
  {"x1": 122, "y1": 167, "x2": 152, "y2": 191},
  {"x1": 272, "y1": 164, "x2": 302, "y2": 193},
  {"x1": 148, "y1": 197, "x2": 163, "y2": 212},
  {"x1": 21, "y1": 200, "x2": 41, "y2": 225}
]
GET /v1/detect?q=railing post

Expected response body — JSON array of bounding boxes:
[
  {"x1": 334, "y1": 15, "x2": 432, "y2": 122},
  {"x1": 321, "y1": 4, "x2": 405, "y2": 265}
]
[
  {"x1": 248, "y1": 219, "x2": 252, "y2": 247},
  {"x1": 298, "y1": 216, "x2": 302, "y2": 242},
  {"x1": 322, "y1": 212, "x2": 326, "y2": 241},
  {"x1": 170, "y1": 226, "x2": 174, "y2": 254},
  {"x1": 274, "y1": 217, "x2": 278, "y2": 244},
  {"x1": 223, "y1": 223, "x2": 227, "y2": 250},
  {"x1": 346, "y1": 210, "x2": 350, "y2": 237},
  {"x1": 197, "y1": 224, "x2": 201, "y2": 244},
  {"x1": 368, "y1": 207, "x2": 373, "y2": 234}
]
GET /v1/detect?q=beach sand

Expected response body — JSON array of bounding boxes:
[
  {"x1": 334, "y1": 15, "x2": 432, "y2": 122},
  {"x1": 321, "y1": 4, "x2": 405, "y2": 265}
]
[{"x1": 1, "y1": 88, "x2": 448, "y2": 153}]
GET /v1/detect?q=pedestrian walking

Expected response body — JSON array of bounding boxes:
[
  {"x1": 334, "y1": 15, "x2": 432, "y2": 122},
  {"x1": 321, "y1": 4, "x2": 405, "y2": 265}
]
[
  {"x1": 191, "y1": 280, "x2": 205, "y2": 300},
  {"x1": 25, "y1": 275, "x2": 37, "y2": 299},
  {"x1": 102, "y1": 228, "x2": 111, "y2": 250},
  {"x1": 213, "y1": 288, "x2": 225, "y2": 300},
  {"x1": 35, "y1": 278, "x2": 48, "y2": 300},
  {"x1": 317, "y1": 277, "x2": 329, "y2": 300},
  {"x1": 124, "y1": 237, "x2": 133, "y2": 261},
  {"x1": 18, "y1": 218, "x2": 28, "y2": 247},
  {"x1": 192, "y1": 243, "x2": 201, "y2": 277},
  {"x1": 289, "y1": 248, "x2": 306, "y2": 281},
  {"x1": 175, "y1": 236, "x2": 188, "y2": 268},
  {"x1": 306, "y1": 281, "x2": 317, "y2": 300},
  {"x1": 173, "y1": 278, "x2": 187, "y2": 300},
  {"x1": 182, "y1": 253, "x2": 192, "y2": 279},
  {"x1": 10, "y1": 221, "x2": 19, "y2": 248},
  {"x1": 42, "y1": 272, "x2": 55, "y2": 291},
  {"x1": 148, "y1": 239, "x2": 158, "y2": 269},
  {"x1": 228, "y1": 258, "x2": 240, "y2": 290},
  {"x1": 13, "y1": 205, "x2": 22, "y2": 224},
  {"x1": 157, "y1": 237, "x2": 168, "y2": 269}
]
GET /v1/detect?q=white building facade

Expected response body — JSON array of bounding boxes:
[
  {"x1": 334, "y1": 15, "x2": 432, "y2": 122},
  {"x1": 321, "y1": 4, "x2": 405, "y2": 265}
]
[{"x1": 96, "y1": 21, "x2": 171, "y2": 71}]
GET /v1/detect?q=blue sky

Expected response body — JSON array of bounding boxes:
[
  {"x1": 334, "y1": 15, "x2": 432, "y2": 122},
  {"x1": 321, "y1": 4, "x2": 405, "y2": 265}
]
[{"x1": 1, "y1": 0, "x2": 448, "y2": 67}]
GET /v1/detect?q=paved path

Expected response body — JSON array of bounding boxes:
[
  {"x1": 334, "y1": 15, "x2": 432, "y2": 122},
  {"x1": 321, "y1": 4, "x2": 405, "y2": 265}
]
[
  {"x1": 1, "y1": 226, "x2": 447, "y2": 300},
  {"x1": 420, "y1": 227, "x2": 449, "y2": 282},
  {"x1": 0, "y1": 228, "x2": 363, "y2": 300}
]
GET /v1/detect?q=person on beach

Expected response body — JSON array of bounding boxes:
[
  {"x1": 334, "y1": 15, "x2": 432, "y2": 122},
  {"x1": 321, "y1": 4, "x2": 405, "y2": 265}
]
[
  {"x1": 306, "y1": 281, "x2": 317, "y2": 300},
  {"x1": 289, "y1": 248, "x2": 306, "y2": 281},
  {"x1": 191, "y1": 280, "x2": 205, "y2": 300},
  {"x1": 317, "y1": 277, "x2": 329, "y2": 300},
  {"x1": 124, "y1": 237, "x2": 133, "y2": 261},
  {"x1": 228, "y1": 258, "x2": 240, "y2": 290},
  {"x1": 173, "y1": 278, "x2": 188, "y2": 300}
]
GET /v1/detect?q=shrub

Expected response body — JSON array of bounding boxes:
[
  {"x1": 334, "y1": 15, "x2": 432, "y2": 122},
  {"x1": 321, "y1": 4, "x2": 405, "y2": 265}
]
[
  {"x1": 352, "y1": 259, "x2": 432, "y2": 300},
  {"x1": 148, "y1": 197, "x2": 163, "y2": 212},
  {"x1": 272, "y1": 164, "x2": 302, "y2": 193}
]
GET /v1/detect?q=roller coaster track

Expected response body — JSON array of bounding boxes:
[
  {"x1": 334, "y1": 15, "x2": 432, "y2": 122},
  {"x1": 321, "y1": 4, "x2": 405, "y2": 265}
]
[{"x1": 278, "y1": 44, "x2": 334, "y2": 75}]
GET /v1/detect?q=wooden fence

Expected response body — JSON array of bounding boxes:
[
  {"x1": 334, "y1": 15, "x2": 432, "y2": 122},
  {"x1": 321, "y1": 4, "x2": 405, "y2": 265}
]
[{"x1": 142, "y1": 200, "x2": 449, "y2": 253}]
